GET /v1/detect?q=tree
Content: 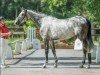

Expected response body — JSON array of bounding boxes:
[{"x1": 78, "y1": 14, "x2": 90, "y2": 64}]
[{"x1": 0, "y1": 0, "x2": 100, "y2": 25}]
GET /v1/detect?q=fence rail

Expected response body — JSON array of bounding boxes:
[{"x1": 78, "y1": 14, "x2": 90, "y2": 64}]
[
  {"x1": 8, "y1": 26, "x2": 23, "y2": 29},
  {"x1": 12, "y1": 32, "x2": 25, "y2": 35}
]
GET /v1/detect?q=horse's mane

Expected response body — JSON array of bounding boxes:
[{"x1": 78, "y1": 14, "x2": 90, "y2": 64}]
[
  {"x1": 27, "y1": 9, "x2": 59, "y2": 20},
  {"x1": 27, "y1": 10, "x2": 47, "y2": 17}
]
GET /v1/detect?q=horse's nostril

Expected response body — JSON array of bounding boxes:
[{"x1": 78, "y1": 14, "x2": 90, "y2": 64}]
[
  {"x1": 15, "y1": 20, "x2": 20, "y2": 25},
  {"x1": 15, "y1": 22, "x2": 18, "y2": 25}
]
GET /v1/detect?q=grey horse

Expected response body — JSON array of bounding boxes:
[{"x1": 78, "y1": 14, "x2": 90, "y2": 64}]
[{"x1": 15, "y1": 8, "x2": 94, "y2": 68}]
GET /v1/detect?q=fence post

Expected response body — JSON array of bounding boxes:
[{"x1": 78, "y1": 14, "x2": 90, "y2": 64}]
[
  {"x1": 96, "y1": 43, "x2": 100, "y2": 63},
  {"x1": 21, "y1": 40, "x2": 27, "y2": 52},
  {"x1": 25, "y1": 38, "x2": 33, "y2": 50},
  {"x1": 5, "y1": 44, "x2": 13, "y2": 59},
  {"x1": 13, "y1": 40, "x2": 21, "y2": 55},
  {"x1": 32, "y1": 39, "x2": 41, "y2": 50},
  {"x1": 27, "y1": 27, "x2": 36, "y2": 43}
]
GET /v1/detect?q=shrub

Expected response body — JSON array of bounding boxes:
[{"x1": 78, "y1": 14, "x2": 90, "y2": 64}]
[
  {"x1": 5, "y1": 20, "x2": 14, "y2": 27},
  {"x1": 23, "y1": 20, "x2": 36, "y2": 34}
]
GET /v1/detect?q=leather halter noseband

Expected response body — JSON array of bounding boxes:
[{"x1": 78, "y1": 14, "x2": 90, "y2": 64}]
[
  {"x1": 20, "y1": 10, "x2": 40, "y2": 28},
  {"x1": 20, "y1": 10, "x2": 28, "y2": 24}
]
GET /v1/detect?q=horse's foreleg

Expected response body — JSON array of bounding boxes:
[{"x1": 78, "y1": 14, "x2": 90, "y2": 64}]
[
  {"x1": 43, "y1": 39, "x2": 49, "y2": 68},
  {"x1": 87, "y1": 52, "x2": 91, "y2": 69},
  {"x1": 50, "y1": 40, "x2": 58, "y2": 68}
]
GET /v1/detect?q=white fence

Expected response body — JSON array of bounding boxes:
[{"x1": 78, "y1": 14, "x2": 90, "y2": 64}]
[
  {"x1": 6, "y1": 27, "x2": 41, "y2": 59},
  {"x1": 91, "y1": 28, "x2": 100, "y2": 63},
  {"x1": 92, "y1": 42, "x2": 100, "y2": 63},
  {"x1": 27, "y1": 28, "x2": 36, "y2": 42}
]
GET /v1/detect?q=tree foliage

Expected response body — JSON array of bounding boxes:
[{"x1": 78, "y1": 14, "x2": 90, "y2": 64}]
[{"x1": 0, "y1": 0, "x2": 100, "y2": 25}]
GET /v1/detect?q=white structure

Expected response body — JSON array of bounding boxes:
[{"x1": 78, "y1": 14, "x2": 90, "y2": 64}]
[
  {"x1": 21, "y1": 27, "x2": 37, "y2": 52},
  {"x1": 6, "y1": 45, "x2": 13, "y2": 59},
  {"x1": 27, "y1": 28, "x2": 41, "y2": 50},
  {"x1": 21, "y1": 40, "x2": 27, "y2": 52},
  {"x1": 27, "y1": 27, "x2": 36, "y2": 42},
  {"x1": 91, "y1": 42, "x2": 100, "y2": 63},
  {"x1": 21, "y1": 38, "x2": 33, "y2": 52},
  {"x1": 32, "y1": 39, "x2": 41, "y2": 50},
  {"x1": 13, "y1": 40, "x2": 21, "y2": 55},
  {"x1": 74, "y1": 38, "x2": 83, "y2": 50},
  {"x1": 0, "y1": 38, "x2": 13, "y2": 60},
  {"x1": 25, "y1": 38, "x2": 32, "y2": 50},
  {"x1": 95, "y1": 43, "x2": 100, "y2": 63}
]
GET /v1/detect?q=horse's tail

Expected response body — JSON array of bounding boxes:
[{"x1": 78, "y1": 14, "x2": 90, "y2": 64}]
[{"x1": 86, "y1": 19, "x2": 94, "y2": 50}]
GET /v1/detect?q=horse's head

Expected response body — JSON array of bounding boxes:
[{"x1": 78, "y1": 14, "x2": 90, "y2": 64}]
[{"x1": 15, "y1": 8, "x2": 28, "y2": 26}]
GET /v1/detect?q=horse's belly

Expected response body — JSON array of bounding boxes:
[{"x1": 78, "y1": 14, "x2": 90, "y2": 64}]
[
  {"x1": 60, "y1": 31, "x2": 75, "y2": 40},
  {"x1": 50, "y1": 27, "x2": 75, "y2": 40},
  {"x1": 65, "y1": 31, "x2": 75, "y2": 39}
]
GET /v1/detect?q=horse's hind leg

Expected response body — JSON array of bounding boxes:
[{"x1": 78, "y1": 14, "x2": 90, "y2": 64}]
[
  {"x1": 43, "y1": 39, "x2": 49, "y2": 68},
  {"x1": 80, "y1": 49, "x2": 87, "y2": 68},
  {"x1": 50, "y1": 40, "x2": 58, "y2": 68},
  {"x1": 80, "y1": 39, "x2": 87, "y2": 68}
]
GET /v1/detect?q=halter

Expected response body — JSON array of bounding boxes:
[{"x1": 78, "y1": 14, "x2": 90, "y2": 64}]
[
  {"x1": 20, "y1": 10, "x2": 40, "y2": 28},
  {"x1": 19, "y1": 10, "x2": 28, "y2": 24}
]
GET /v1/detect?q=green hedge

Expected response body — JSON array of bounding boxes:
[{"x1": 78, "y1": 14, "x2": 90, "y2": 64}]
[
  {"x1": 5, "y1": 20, "x2": 14, "y2": 27},
  {"x1": 5, "y1": 20, "x2": 36, "y2": 27},
  {"x1": 5, "y1": 20, "x2": 37, "y2": 35},
  {"x1": 23, "y1": 20, "x2": 36, "y2": 34}
]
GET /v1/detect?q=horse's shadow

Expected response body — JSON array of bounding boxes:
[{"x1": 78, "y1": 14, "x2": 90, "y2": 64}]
[{"x1": 8, "y1": 57, "x2": 100, "y2": 69}]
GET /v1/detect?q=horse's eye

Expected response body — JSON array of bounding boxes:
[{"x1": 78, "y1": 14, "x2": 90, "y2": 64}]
[{"x1": 22, "y1": 14, "x2": 25, "y2": 16}]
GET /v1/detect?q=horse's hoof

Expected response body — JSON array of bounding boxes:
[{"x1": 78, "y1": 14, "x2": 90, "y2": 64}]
[
  {"x1": 54, "y1": 64, "x2": 57, "y2": 68},
  {"x1": 42, "y1": 65, "x2": 46, "y2": 68},
  {"x1": 86, "y1": 66, "x2": 90, "y2": 69},
  {"x1": 79, "y1": 65, "x2": 84, "y2": 68}
]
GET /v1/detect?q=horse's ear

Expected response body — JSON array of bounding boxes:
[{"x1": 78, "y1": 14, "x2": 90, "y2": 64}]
[
  {"x1": 20, "y1": 7, "x2": 25, "y2": 11},
  {"x1": 25, "y1": 9, "x2": 27, "y2": 13}
]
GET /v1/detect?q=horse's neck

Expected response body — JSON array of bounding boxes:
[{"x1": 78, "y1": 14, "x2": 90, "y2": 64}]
[
  {"x1": 31, "y1": 15, "x2": 41, "y2": 28},
  {"x1": 28, "y1": 10, "x2": 46, "y2": 28}
]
